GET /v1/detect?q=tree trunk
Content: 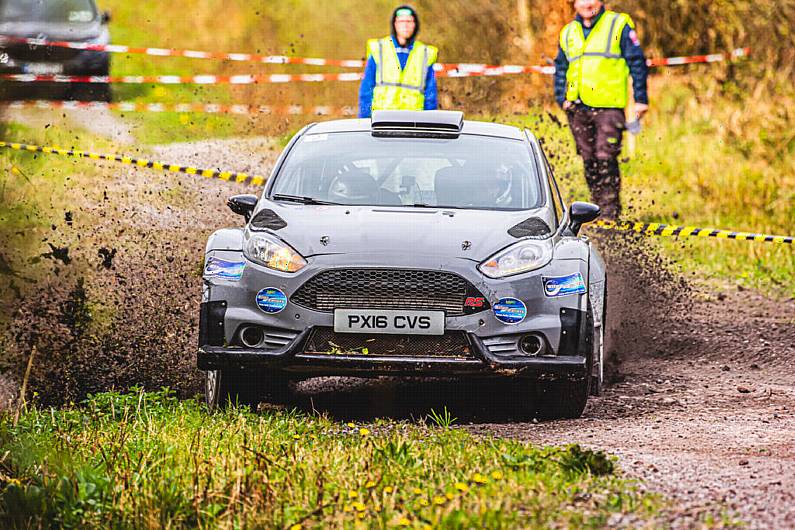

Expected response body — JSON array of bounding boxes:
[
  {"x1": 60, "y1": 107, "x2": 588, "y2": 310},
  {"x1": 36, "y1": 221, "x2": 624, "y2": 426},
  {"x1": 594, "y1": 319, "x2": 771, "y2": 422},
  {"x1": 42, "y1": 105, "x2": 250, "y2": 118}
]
[{"x1": 515, "y1": 0, "x2": 534, "y2": 54}]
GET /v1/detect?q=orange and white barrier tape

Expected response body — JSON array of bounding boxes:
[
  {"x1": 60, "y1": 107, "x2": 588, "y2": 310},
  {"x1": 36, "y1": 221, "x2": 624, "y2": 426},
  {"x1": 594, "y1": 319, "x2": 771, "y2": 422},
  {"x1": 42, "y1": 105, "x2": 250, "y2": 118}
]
[
  {"x1": 0, "y1": 35, "x2": 366, "y2": 68},
  {"x1": 647, "y1": 48, "x2": 749, "y2": 67},
  {"x1": 1, "y1": 99, "x2": 356, "y2": 116},
  {"x1": 0, "y1": 65, "x2": 558, "y2": 84},
  {"x1": 0, "y1": 35, "x2": 527, "y2": 72},
  {"x1": 0, "y1": 35, "x2": 748, "y2": 75},
  {"x1": 0, "y1": 72, "x2": 362, "y2": 84}
]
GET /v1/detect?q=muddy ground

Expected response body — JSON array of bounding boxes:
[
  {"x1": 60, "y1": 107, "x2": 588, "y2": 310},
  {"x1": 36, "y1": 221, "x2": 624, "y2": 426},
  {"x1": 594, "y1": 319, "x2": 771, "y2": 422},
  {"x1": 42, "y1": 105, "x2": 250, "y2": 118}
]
[{"x1": 1, "y1": 113, "x2": 794, "y2": 528}]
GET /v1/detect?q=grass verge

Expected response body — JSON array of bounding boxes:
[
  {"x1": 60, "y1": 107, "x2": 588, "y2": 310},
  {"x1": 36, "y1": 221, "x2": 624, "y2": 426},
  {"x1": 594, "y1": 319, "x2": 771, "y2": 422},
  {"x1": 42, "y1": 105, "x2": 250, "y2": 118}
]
[{"x1": 0, "y1": 389, "x2": 661, "y2": 528}]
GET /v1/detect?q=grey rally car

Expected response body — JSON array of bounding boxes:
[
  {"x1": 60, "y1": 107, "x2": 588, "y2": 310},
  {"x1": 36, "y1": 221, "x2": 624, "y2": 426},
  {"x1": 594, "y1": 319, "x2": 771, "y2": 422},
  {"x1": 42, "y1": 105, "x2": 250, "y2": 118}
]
[{"x1": 198, "y1": 111, "x2": 607, "y2": 419}]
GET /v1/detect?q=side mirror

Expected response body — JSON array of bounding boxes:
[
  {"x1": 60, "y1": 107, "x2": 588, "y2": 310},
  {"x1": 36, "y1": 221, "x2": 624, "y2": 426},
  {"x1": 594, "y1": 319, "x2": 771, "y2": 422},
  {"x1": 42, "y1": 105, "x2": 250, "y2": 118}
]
[
  {"x1": 568, "y1": 201, "x2": 600, "y2": 236},
  {"x1": 101, "y1": 11, "x2": 112, "y2": 24},
  {"x1": 227, "y1": 194, "x2": 258, "y2": 222}
]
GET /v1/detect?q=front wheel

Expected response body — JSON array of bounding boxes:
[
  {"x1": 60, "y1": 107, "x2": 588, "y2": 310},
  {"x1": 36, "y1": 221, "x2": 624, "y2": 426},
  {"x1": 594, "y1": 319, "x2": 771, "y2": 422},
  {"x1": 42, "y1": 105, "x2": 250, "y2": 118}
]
[
  {"x1": 205, "y1": 369, "x2": 292, "y2": 412},
  {"x1": 205, "y1": 368, "x2": 260, "y2": 412},
  {"x1": 516, "y1": 376, "x2": 590, "y2": 420}
]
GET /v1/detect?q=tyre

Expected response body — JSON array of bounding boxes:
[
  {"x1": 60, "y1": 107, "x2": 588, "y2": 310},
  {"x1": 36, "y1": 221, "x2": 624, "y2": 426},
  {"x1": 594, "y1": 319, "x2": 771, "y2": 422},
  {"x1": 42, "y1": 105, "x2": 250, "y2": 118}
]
[
  {"x1": 529, "y1": 376, "x2": 590, "y2": 420},
  {"x1": 515, "y1": 300, "x2": 595, "y2": 420},
  {"x1": 205, "y1": 368, "x2": 291, "y2": 412},
  {"x1": 512, "y1": 375, "x2": 589, "y2": 420},
  {"x1": 205, "y1": 368, "x2": 260, "y2": 412}
]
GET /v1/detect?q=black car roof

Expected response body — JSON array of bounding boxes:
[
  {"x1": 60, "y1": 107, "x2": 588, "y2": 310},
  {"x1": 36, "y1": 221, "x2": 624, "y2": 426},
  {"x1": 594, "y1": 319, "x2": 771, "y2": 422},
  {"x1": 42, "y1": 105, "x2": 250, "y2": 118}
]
[{"x1": 306, "y1": 118, "x2": 526, "y2": 141}]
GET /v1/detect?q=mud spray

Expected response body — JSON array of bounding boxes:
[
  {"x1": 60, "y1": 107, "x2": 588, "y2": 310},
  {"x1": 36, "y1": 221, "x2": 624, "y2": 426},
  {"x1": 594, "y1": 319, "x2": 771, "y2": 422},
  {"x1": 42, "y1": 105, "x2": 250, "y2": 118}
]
[
  {"x1": 0, "y1": 206, "x2": 692, "y2": 410},
  {"x1": 0, "y1": 110, "x2": 693, "y2": 409}
]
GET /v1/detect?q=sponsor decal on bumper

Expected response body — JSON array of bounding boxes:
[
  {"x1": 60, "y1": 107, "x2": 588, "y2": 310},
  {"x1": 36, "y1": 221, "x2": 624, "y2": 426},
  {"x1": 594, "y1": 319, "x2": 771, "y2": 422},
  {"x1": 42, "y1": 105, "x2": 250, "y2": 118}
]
[
  {"x1": 256, "y1": 287, "x2": 288, "y2": 313},
  {"x1": 203, "y1": 257, "x2": 245, "y2": 281},
  {"x1": 493, "y1": 297, "x2": 527, "y2": 325},
  {"x1": 543, "y1": 273, "x2": 586, "y2": 297}
]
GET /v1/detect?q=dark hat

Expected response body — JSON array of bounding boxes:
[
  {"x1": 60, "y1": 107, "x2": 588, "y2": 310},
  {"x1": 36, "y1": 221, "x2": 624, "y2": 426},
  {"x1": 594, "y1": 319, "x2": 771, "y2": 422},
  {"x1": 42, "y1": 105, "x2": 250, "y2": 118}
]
[{"x1": 391, "y1": 5, "x2": 419, "y2": 42}]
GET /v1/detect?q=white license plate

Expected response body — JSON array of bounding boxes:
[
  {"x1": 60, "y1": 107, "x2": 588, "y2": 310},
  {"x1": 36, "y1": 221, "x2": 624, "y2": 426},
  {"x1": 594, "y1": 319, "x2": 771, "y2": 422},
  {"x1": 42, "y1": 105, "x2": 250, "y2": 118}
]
[
  {"x1": 334, "y1": 309, "x2": 445, "y2": 335},
  {"x1": 24, "y1": 63, "x2": 63, "y2": 74}
]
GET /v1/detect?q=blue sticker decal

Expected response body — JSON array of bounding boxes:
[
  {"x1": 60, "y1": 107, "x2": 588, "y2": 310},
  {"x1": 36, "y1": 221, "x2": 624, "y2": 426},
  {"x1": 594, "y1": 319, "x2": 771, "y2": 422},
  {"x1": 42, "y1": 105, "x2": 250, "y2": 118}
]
[
  {"x1": 543, "y1": 273, "x2": 587, "y2": 298},
  {"x1": 256, "y1": 287, "x2": 288, "y2": 314},
  {"x1": 493, "y1": 298, "x2": 527, "y2": 325},
  {"x1": 204, "y1": 257, "x2": 246, "y2": 281}
]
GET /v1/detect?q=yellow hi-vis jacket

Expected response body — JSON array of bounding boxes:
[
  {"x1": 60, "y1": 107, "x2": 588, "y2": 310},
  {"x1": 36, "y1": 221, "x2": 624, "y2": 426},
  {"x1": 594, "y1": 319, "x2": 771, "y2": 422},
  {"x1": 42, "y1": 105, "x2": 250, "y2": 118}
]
[
  {"x1": 367, "y1": 37, "x2": 438, "y2": 112},
  {"x1": 560, "y1": 10, "x2": 634, "y2": 108}
]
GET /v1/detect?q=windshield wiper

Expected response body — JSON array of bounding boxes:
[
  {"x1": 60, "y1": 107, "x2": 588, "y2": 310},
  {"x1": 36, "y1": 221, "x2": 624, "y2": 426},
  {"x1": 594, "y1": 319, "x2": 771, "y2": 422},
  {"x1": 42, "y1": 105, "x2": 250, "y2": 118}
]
[
  {"x1": 271, "y1": 194, "x2": 340, "y2": 205},
  {"x1": 407, "y1": 203, "x2": 461, "y2": 209}
]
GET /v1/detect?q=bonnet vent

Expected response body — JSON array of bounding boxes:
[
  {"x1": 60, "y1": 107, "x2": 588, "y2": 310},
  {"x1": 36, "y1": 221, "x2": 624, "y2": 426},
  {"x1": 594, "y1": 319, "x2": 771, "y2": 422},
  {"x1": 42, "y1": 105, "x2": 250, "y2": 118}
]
[
  {"x1": 250, "y1": 209, "x2": 287, "y2": 231},
  {"x1": 507, "y1": 218, "x2": 551, "y2": 238}
]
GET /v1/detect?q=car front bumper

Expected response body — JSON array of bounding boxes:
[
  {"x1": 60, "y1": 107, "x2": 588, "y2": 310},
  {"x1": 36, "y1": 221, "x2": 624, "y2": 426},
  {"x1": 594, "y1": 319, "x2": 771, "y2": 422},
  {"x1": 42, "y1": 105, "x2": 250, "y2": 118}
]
[
  {"x1": 197, "y1": 247, "x2": 598, "y2": 379},
  {"x1": 198, "y1": 334, "x2": 587, "y2": 378}
]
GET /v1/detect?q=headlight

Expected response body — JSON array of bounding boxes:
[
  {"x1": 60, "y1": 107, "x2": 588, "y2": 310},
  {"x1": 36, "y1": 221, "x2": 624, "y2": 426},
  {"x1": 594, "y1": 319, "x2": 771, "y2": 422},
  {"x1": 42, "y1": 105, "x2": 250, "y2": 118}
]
[
  {"x1": 244, "y1": 234, "x2": 307, "y2": 273},
  {"x1": 478, "y1": 241, "x2": 552, "y2": 278}
]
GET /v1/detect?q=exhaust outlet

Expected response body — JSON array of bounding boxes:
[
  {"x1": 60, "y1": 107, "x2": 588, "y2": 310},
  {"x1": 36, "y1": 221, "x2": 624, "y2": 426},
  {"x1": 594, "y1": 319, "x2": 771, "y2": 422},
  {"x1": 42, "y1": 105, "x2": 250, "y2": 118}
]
[
  {"x1": 519, "y1": 334, "x2": 545, "y2": 356},
  {"x1": 240, "y1": 326, "x2": 265, "y2": 348}
]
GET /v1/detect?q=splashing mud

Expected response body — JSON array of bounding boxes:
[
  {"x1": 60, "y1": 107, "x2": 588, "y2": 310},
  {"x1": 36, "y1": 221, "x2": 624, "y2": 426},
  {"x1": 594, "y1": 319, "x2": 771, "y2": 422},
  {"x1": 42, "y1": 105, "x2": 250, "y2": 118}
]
[{"x1": 1, "y1": 185, "x2": 691, "y2": 408}]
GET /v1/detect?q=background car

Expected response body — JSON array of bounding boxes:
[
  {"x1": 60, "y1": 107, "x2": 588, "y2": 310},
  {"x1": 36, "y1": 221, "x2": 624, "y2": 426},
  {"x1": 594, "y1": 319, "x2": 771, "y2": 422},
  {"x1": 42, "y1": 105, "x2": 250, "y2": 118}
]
[
  {"x1": 0, "y1": 0, "x2": 111, "y2": 101},
  {"x1": 198, "y1": 110, "x2": 607, "y2": 419}
]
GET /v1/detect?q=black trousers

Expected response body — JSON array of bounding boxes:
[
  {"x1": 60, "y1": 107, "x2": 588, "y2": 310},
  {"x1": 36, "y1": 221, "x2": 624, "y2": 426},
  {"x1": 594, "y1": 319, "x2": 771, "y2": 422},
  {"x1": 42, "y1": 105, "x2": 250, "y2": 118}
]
[{"x1": 566, "y1": 105, "x2": 625, "y2": 219}]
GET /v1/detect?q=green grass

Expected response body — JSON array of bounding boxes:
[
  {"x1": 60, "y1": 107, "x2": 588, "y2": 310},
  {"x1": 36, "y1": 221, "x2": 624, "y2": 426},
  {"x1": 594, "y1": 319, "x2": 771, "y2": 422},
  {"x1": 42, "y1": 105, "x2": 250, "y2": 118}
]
[
  {"x1": 0, "y1": 121, "x2": 112, "y2": 236},
  {"x1": 0, "y1": 389, "x2": 661, "y2": 528}
]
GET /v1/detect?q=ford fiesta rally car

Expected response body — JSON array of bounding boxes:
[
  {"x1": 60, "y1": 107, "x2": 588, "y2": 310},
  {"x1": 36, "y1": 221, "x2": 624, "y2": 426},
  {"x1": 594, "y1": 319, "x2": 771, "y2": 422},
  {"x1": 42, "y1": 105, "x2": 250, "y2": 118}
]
[{"x1": 199, "y1": 111, "x2": 607, "y2": 419}]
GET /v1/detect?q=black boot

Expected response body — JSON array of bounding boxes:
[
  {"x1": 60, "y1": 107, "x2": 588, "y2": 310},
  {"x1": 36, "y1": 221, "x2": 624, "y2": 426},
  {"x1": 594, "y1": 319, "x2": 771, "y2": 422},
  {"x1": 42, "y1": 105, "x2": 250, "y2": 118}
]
[{"x1": 593, "y1": 159, "x2": 621, "y2": 220}]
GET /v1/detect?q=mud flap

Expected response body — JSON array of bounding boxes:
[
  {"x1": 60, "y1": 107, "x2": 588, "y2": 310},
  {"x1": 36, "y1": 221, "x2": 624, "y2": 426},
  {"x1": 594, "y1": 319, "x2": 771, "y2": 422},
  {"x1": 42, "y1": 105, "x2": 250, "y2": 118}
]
[
  {"x1": 199, "y1": 301, "x2": 227, "y2": 349},
  {"x1": 557, "y1": 306, "x2": 593, "y2": 389}
]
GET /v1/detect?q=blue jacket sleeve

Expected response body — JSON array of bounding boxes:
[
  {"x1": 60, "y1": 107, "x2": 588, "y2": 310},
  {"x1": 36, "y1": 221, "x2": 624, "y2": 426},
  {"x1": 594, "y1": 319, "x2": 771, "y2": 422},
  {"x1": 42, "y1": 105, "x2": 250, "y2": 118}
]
[
  {"x1": 423, "y1": 66, "x2": 437, "y2": 110},
  {"x1": 358, "y1": 56, "x2": 377, "y2": 118},
  {"x1": 620, "y1": 25, "x2": 649, "y2": 105},
  {"x1": 553, "y1": 46, "x2": 569, "y2": 106}
]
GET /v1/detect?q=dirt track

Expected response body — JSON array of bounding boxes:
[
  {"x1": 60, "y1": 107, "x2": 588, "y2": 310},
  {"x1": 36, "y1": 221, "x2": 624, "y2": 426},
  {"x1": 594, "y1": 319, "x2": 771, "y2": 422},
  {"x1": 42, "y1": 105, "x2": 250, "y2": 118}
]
[{"x1": 2, "y1": 126, "x2": 794, "y2": 528}]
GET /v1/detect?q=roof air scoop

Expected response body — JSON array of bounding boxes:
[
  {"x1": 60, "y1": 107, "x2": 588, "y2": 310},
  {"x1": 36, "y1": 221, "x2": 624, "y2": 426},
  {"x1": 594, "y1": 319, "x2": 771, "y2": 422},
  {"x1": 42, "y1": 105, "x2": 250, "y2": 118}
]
[{"x1": 371, "y1": 110, "x2": 464, "y2": 139}]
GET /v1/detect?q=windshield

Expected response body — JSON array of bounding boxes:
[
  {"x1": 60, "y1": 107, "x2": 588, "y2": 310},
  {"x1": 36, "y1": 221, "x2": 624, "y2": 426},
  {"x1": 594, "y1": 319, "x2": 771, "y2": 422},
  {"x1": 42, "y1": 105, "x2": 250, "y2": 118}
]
[
  {"x1": 0, "y1": 0, "x2": 97, "y2": 23},
  {"x1": 270, "y1": 132, "x2": 543, "y2": 210}
]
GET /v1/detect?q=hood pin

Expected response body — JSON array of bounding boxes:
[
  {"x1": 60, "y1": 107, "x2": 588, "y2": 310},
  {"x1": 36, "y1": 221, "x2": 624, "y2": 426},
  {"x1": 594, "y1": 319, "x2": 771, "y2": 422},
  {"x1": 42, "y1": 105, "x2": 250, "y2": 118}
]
[
  {"x1": 320, "y1": 236, "x2": 330, "y2": 246},
  {"x1": 462, "y1": 240, "x2": 472, "y2": 251}
]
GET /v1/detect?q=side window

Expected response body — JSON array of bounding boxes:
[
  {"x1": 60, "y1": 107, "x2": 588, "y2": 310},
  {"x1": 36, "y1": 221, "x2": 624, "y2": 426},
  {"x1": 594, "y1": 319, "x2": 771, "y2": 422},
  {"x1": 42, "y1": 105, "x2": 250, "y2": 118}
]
[{"x1": 541, "y1": 147, "x2": 565, "y2": 226}]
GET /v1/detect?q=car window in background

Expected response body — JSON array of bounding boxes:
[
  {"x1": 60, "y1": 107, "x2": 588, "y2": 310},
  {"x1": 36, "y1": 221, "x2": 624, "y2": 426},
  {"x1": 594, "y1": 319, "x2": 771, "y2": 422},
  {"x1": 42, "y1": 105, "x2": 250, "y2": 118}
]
[
  {"x1": 271, "y1": 132, "x2": 543, "y2": 211},
  {"x1": 0, "y1": 0, "x2": 97, "y2": 23}
]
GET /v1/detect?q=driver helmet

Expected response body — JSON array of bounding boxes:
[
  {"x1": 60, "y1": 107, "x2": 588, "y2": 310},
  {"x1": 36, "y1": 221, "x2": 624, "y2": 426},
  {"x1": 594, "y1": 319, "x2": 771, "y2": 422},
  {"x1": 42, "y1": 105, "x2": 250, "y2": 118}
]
[
  {"x1": 327, "y1": 169, "x2": 379, "y2": 204},
  {"x1": 471, "y1": 160, "x2": 512, "y2": 206}
]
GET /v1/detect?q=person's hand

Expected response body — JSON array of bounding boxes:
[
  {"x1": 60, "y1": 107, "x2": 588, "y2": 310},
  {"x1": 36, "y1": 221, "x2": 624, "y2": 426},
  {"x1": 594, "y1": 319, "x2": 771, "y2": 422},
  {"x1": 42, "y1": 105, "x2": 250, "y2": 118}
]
[
  {"x1": 634, "y1": 103, "x2": 649, "y2": 119},
  {"x1": 562, "y1": 100, "x2": 574, "y2": 111}
]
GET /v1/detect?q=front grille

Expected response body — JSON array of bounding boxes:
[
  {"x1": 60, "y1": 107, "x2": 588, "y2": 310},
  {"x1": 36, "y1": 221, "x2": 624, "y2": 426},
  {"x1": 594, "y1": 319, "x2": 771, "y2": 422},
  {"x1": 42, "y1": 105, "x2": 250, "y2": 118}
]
[
  {"x1": 291, "y1": 268, "x2": 489, "y2": 316},
  {"x1": 304, "y1": 328, "x2": 473, "y2": 358}
]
